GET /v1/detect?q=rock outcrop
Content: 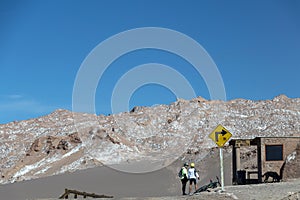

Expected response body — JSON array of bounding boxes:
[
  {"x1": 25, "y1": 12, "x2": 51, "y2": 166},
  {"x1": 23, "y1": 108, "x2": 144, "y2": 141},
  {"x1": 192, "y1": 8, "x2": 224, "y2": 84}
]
[{"x1": 0, "y1": 95, "x2": 299, "y2": 183}]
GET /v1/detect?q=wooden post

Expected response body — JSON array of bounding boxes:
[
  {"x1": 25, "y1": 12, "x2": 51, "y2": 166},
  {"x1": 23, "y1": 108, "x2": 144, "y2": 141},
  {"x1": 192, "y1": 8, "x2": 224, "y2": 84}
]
[
  {"x1": 236, "y1": 146, "x2": 241, "y2": 170},
  {"x1": 59, "y1": 188, "x2": 113, "y2": 199}
]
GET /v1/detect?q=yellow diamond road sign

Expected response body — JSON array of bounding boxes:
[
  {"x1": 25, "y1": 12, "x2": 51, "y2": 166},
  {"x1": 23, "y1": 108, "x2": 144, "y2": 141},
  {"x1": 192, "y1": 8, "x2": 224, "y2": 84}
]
[{"x1": 209, "y1": 124, "x2": 232, "y2": 147}]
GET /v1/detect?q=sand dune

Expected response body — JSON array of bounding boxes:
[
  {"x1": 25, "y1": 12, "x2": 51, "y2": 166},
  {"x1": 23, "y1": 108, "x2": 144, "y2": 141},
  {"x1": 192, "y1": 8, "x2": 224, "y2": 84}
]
[{"x1": 0, "y1": 165, "x2": 177, "y2": 200}]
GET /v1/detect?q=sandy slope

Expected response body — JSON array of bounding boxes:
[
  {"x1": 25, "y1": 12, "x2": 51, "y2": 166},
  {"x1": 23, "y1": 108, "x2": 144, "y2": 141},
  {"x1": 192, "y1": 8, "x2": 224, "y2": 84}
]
[
  {"x1": 0, "y1": 165, "x2": 177, "y2": 200},
  {"x1": 0, "y1": 145, "x2": 234, "y2": 200}
]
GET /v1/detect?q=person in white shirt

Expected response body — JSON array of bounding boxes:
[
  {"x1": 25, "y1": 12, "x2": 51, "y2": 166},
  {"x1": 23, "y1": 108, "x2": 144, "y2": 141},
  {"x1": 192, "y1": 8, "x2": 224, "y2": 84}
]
[{"x1": 187, "y1": 162, "x2": 199, "y2": 194}]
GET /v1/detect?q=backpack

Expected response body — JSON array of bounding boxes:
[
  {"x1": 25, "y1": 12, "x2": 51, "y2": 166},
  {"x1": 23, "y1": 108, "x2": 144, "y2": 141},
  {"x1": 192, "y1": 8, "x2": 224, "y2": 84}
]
[{"x1": 178, "y1": 168, "x2": 183, "y2": 178}]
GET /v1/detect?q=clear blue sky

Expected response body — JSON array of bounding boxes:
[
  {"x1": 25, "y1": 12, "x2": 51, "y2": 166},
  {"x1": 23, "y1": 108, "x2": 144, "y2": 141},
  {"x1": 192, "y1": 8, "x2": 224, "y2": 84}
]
[{"x1": 0, "y1": 0, "x2": 299, "y2": 124}]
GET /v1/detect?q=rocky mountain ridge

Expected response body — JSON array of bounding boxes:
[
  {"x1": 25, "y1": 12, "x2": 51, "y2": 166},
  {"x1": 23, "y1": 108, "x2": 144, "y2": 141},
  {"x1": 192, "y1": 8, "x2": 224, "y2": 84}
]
[{"x1": 0, "y1": 95, "x2": 299, "y2": 184}]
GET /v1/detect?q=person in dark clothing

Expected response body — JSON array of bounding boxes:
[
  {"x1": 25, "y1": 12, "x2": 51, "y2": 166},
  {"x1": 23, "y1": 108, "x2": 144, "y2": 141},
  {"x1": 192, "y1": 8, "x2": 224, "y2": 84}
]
[{"x1": 179, "y1": 162, "x2": 189, "y2": 195}]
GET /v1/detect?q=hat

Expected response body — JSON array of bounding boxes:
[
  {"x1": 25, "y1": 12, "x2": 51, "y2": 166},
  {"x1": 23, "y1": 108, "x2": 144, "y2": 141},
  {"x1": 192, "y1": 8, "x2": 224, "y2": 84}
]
[
  {"x1": 184, "y1": 162, "x2": 189, "y2": 167},
  {"x1": 190, "y1": 163, "x2": 195, "y2": 167}
]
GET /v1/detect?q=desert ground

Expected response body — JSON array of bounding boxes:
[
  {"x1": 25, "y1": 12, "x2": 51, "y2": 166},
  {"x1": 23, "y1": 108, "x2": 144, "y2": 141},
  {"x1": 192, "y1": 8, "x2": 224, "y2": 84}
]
[
  {"x1": 1, "y1": 163, "x2": 300, "y2": 200},
  {"x1": 34, "y1": 179, "x2": 300, "y2": 199}
]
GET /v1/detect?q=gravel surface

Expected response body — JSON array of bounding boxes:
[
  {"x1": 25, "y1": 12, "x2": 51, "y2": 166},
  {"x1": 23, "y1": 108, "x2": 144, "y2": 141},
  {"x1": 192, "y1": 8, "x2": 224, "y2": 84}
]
[
  {"x1": 131, "y1": 179, "x2": 300, "y2": 200},
  {"x1": 224, "y1": 179, "x2": 300, "y2": 200}
]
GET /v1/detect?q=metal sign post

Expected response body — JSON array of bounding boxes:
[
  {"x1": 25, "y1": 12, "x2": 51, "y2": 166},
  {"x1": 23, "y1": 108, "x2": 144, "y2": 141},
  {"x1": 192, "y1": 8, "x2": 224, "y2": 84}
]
[
  {"x1": 219, "y1": 147, "x2": 225, "y2": 191},
  {"x1": 209, "y1": 124, "x2": 232, "y2": 192}
]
